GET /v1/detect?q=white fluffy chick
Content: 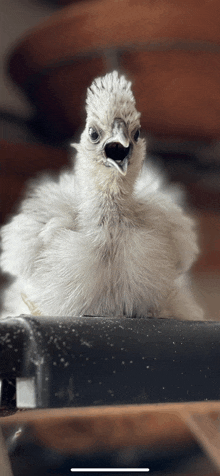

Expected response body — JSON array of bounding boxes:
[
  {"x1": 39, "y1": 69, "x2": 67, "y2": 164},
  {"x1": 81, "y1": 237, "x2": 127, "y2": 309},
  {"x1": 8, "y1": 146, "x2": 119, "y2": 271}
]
[{"x1": 1, "y1": 71, "x2": 204, "y2": 320}]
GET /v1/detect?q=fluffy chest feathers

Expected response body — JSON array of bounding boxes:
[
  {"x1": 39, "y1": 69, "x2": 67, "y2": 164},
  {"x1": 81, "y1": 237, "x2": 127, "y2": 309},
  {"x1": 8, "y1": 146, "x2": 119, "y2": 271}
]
[
  {"x1": 65, "y1": 190, "x2": 175, "y2": 318},
  {"x1": 1, "y1": 167, "x2": 188, "y2": 318}
]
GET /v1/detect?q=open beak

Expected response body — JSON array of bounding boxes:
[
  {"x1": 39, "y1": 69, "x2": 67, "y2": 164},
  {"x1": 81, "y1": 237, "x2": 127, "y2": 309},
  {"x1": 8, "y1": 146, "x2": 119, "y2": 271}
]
[{"x1": 104, "y1": 119, "x2": 131, "y2": 176}]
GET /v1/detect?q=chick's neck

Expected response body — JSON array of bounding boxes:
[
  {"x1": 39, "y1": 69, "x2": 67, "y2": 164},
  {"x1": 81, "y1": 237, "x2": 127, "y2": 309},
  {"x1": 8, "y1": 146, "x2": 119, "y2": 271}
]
[{"x1": 75, "y1": 159, "x2": 137, "y2": 231}]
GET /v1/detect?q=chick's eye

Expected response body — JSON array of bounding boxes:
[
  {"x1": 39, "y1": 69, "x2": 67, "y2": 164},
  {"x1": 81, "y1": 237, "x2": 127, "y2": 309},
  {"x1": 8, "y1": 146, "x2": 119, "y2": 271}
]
[
  {"x1": 89, "y1": 127, "x2": 100, "y2": 143},
  {"x1": 134, "y1": 129, "x2": 140, "y2": 142}
]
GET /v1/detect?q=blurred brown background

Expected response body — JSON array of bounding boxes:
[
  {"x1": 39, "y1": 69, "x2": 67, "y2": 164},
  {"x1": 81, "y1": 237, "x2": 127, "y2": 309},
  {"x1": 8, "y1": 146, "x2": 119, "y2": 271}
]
[{"x1": 1, "y1": 0, "x2": 220, "y2": 320}]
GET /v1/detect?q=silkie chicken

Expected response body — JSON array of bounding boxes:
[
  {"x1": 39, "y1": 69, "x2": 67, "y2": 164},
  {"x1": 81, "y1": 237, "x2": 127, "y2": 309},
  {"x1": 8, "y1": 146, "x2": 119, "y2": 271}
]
[{"x1": 1, "y1": 71, "x2": 204, "y2": 320}]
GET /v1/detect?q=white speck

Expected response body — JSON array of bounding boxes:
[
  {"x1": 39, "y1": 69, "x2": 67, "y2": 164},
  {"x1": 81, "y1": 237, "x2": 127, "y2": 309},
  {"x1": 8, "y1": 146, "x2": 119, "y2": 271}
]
[
  {"x1": 88, "y1": 380, "x2": 92, "y2": 383},
  {"x1": 99, "y1": 382, "x2": 102, "y2": 385},
  {"x1": 53, "y1": 362, "x2": 57, "y2": 366},
  {"x1": 60, "y1": 358, "x2": 64, "y2": 362},
  {"x1": 121, "y1": 361, "x2": 125, "y2": 365},
  {"x1": 80, "y1": 339, "x2": 92, "y2": 348},
  {"x1": 12, "y1": 367, "x2": 16, "y2": 371},
  {"x1": 93, "y1": 362, "x2": 96, "y2": 365},
  {"x1": 130, "y1": 361, "x2": 133, "y2": 364},
  {"x1": 142, "y1": 357, "x2": 145, "y2": 360},
  {"x1": 162, "y1": 387, "x2": 165, "y2": 390},
  {"x1": 112, "y1": 356, "x2": 115, "y2": 359},
  {"x1": 113, "y1": 370, "x2": 116, "y2": 374},
  {"x1": 121, "y1": 348, "x2": 124, "y2": 351},
  {"x1": 12, "y1": 428, "x2": 22, "y2": 441},
  {"x1": 64, "y1": 362, "x2": 69, "y2": 367},
  {"x1": 173, "y1": 342, "x2": 175, "y2": 345},
  {"x1": 146, "y1": 366, "x2": 150, "y2": 369},
  {"x1": 86, "y1": 357, "x2": 89, "y2": 361},
  {"x1": 14, "y1": 349, "x2": 18, "y2": 352}
]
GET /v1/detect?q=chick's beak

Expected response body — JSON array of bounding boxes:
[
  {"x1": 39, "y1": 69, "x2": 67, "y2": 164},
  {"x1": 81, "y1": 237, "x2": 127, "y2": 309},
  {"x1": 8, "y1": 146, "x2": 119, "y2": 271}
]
[{"x1": 104, "y1": 119, "x2": 131, "y2": 176}]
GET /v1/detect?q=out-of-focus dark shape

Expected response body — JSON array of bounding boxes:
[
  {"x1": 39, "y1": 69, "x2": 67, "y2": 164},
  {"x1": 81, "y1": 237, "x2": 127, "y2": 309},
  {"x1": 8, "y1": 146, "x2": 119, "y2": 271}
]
[{"x1": 0, "y1": 427, "x2": 13, "y2": 476}]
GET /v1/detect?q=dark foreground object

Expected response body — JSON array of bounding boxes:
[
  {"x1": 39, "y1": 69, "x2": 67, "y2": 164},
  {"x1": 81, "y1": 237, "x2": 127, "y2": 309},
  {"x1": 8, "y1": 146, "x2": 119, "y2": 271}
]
[{"x1": 0, "y1": 315, "x2": 220, "y2": 409}]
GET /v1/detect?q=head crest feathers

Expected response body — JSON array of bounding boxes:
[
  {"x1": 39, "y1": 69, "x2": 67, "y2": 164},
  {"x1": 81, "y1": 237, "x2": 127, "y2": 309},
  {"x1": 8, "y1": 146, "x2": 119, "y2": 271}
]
[{"x1": 86, "y1": 71, "x2": 140, "y2": 124}]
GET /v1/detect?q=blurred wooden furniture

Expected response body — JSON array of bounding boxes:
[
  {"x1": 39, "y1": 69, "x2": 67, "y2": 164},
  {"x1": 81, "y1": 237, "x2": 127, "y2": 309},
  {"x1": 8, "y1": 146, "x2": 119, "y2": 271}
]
[
  {"x1": 7, "y1": 0, "x2": 220, "y2": 142},
  {"x1": 1, "y1": 402, "x2": 220, "y2": 474}
]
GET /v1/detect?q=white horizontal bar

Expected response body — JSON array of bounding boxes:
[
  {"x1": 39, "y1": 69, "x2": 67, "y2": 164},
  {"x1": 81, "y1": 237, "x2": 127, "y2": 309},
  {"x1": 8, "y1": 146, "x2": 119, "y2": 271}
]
[{"x1": 70, "y1": 469, "x2": 150, "y2": 472}]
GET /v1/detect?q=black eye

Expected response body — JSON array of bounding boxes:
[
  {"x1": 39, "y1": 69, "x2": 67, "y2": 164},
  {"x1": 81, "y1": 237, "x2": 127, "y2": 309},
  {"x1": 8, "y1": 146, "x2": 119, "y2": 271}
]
[
  {"x1": 134, "y1": 129, "x2": 140, "y2": 142},
  {"x1": 89, "y1": 127, "x2": 100, "y2": 143}
]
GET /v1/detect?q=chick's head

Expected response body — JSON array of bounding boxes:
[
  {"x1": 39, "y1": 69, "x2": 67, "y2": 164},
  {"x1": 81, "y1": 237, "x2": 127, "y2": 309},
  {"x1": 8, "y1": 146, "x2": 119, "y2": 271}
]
[{"x1": 78, "y1": 71, "x2": 145, "y2": 189}]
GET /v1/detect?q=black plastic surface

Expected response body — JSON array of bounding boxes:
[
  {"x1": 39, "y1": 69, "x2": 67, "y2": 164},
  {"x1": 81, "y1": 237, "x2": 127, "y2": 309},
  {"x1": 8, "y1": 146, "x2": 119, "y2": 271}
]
[{"x1": 0, "y1": 316, "x2": 220, "y2": 407}]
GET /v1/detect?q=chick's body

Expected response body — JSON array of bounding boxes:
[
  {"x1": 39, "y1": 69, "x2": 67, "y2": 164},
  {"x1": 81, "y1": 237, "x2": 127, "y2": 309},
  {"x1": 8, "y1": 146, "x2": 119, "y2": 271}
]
[{"x1": 1, "y1": 72, "x2": 204, "y2": 320}]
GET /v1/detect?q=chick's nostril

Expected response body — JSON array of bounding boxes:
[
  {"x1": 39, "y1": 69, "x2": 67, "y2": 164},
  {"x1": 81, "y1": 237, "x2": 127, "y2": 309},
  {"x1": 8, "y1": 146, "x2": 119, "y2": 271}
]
[{"x1": 105, "y1": 142, "x2": 130, "y2": 161}]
